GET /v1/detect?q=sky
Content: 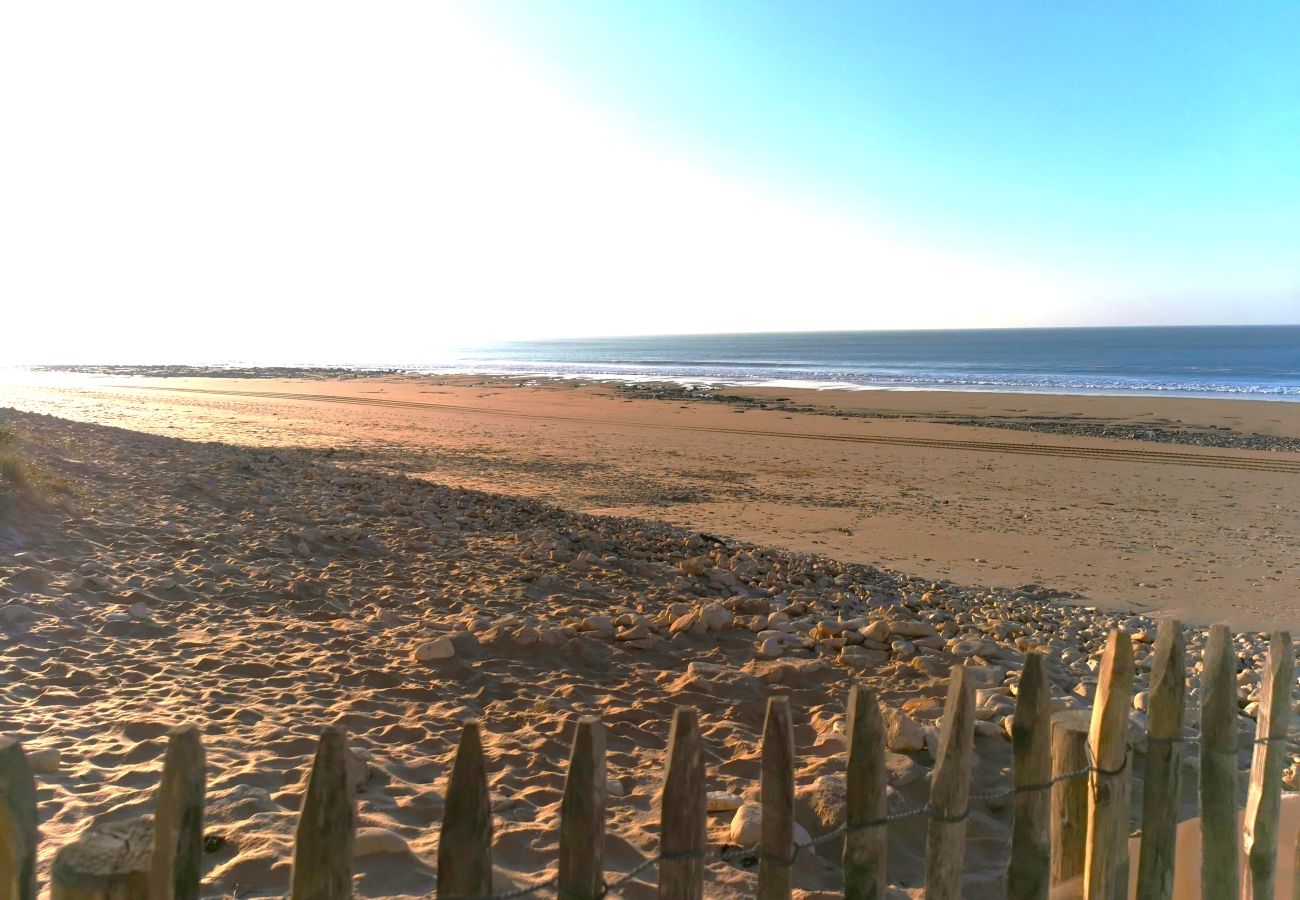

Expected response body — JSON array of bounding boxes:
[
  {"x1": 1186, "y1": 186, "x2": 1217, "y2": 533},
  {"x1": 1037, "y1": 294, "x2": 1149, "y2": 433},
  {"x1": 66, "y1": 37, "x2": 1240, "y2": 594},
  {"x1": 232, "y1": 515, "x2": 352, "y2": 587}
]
[{"x1": 2, "y1": 1, "x2": 1297, "y2": 363}]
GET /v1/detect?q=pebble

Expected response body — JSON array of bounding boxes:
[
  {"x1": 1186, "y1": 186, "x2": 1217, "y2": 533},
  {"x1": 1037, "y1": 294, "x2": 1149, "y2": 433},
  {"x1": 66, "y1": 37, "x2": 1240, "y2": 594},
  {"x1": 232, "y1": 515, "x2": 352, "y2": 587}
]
[{"x1": 354, "y1": 827, "x2": 410, "y2": 856}]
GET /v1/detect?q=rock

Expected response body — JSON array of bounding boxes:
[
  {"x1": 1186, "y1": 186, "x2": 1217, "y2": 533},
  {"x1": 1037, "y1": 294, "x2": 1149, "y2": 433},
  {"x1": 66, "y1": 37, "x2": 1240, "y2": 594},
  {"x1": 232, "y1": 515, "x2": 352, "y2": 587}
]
[
  {"x1": 707, "y1": 791, "x2": 743, "y2": 812},
  {"x1": 860, "y1": 620, "x2": 891, "y2": 643},
  {"x1": 0, "y1": 604, "x2": 36, "y2": 626},
  {"x1": 607, "y1": 779, "x2": 626, "y2": 797},
  {"x1": 699, "y1": 603, "x2": 733, "y2": 632},
  {"x1": 887, "y1": 619, "x2": 936, "y2": 639},
  {"x1": 581, "y1": 615, "x2": 614, "y2": 635},
  {"x1": 807, "y1": 773, "x2": 846, "y2": 830},
  {"x1": 757, "y1": 637, "x2": 784, "y2": 659},
  {"x1": 413, "y1": 637, "x2": 456, "y2": 662},
  {"x1": 669, "y1": 613, "x2": 698, "y2": 635},
  {"x1": 1133, "y1": 690, "x2": 1150, "y2": 711},
  {"x1": 882, "y1": 707, "x2": 926, "y2": 752},
  {"x1": 885, "y1": 752, "x2": 923, "y2": 787},
  {"x1": 28, "y1": 747, "x2": 61, "y2": 774},
  {"x1": 951, "y1": 638, "x2": 998, "y2": 658},
  {"x1": 127, "y1": 602, "x2": 153, "y2": 622},
  {"x1": 354, "y1": 827, "x2": 409, "y2": 856},
  {"x1": 616, "y1": 624, "x2": 650, "y2": 641},
  {"x1": 730, "y1": 803, "x2": 762, "y2": 844},
  {"x1": 839, "y1": 645, "x2": 889, "y2": 671}
]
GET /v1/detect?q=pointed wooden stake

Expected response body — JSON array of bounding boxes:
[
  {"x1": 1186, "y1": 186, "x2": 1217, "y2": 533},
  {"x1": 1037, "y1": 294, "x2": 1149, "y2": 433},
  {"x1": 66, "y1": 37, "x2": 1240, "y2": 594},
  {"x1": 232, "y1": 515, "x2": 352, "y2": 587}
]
[
  {"x1": 558, "y1": 717, "x2": 606, "y2": 900},
  {"x1": 1008, "y1": 652, "x2": 1051, "y2": 900},
  {"x1": 1051, "y1": 709, "x2": 1091, "y2": 887},
  {"x1": 291, "y1": 726, "x2": 355, "y2": 900},
  {"x1": 658, "y1": 707, "x2": 705, "y2": 900},
  {"x1": 1084, "y1": 629, "x2": 1134, "y2": 900},
  {"x1": 438, "y1": 720, "x2": 493, "y2": 899},
  {"x1": 148, "y1": 725, "x2": 205, "y2": 900},
  {"x1": 843, "y1": 684, "x2": 886, "y2": 900},
  {"x1": 758, "y1": 696, "x2": 795, "y2": 900},
  {"x1": 0, "y1": 737, "x2": 38, "y2": 900},
  {"x1": 925, "y1": 666, "x2": 975, "y2": 900},
  {"x1": 1242, "y1": 631, "x2": 1293, "y2": 900},
  {"x1": 1135, "y1": 620, "x2": 1185, "y2": 900},
  {"x1": 1199, "y1": 623, "x2": 1239, "y2": 900}
]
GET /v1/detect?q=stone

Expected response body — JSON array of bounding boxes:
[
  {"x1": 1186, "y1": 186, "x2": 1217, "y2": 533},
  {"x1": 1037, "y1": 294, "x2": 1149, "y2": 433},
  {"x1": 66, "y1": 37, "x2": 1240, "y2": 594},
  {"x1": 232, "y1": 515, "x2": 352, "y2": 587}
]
[
  {"x1": 951, "y1": 638, "x2": 998, "y2": 657},
  {"x1": 581, "y1": 615, "x2": 614, "y2": 634},
  {"x1": 707, "y1": 791, "x2": 743, "y2": 812},
  {"x1": 0, "y1": 604, "x2": 36, "y2": 626},
  {"x1": 885, "y1": 752, "x2": 923, "y2": 787},
  {"x1": 730, "y1": 803, "x2": 762, "y2": 844},
  {"x1": 28, "y1": 747, "x2": 61, "y2": 774},
  {"x1": 354, "y1": 827, "x2": 409, "y2": 856},
  {"x1": 413, "y1": 637, "x2": 455, "y2": 662},
  {"x1": 860, "y1": 620, "x2": 891, "y2": 643},
  {"x1": 839, "y1": 645, "x2": 889, "y2": 671},
  {"x1": 757, "y1": 637, "x2": 784, "y2": 659},
  {"x1": 882, "y1": 706, "x2": 926, "y2": 752},
  {"x1": 669, "y1": 613, "x2": 698, "y2": 635},
  {"x1": 699, "y1": 603, "x2": 733, "y2": 632},
  {"x1": 127, "y1": 602, "x2": 153, "y2": 621},
  {"x1": 607, "y1": 779, "x2": 626, "y2": 797},
  {"x1": 616, "y1": 624, "x2": 650, "y2": 641},
  {"x1": 887, "y1": 619, "x2": 936, "y2": 639}
]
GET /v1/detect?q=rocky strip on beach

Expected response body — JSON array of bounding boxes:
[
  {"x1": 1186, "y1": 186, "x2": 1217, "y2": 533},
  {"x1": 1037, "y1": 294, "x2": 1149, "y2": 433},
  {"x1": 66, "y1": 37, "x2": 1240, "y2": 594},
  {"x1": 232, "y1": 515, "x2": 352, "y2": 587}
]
[
  {"x1": 1, "y1": 407, "x2": 1297, "y2": 896},
  {"x1": 613, "y1": 382, "x2": 1300, "y2": 453}
]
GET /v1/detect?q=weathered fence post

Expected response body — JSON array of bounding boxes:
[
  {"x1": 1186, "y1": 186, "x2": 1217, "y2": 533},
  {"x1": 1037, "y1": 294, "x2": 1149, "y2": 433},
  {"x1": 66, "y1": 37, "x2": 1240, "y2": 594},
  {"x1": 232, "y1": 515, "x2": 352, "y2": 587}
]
[
  {"x1": 1008, "y1": 651, "x2": 1051, "y2": 900},
  {"x1": 1136, "y1": 619, "x2": 1185, "y2": 900},
  {"x1": 658, "y1": 706, "x2": 705, "y2": 900},
  {"x1": 1084, "y1": 629, "x2": 1134, "y2": 900},
  {"x1": 291, "y1": 725, "x2": 355, "y2": 900},
  {"x1": 147, "y1": 725, "x2": 205, "y2": 900},
  {"x1": 0, "y1": 737, "x2": 38, "y2": 900},
  {"x1": 1242, "y1": 630, "x2": 1294, "y2": 900},
  {"x1": 925, "y1": 666, "x2": 974, "y2": 900},
  {"x1": 759, "y1": 695, "x2": 795, "y2": 900},
  {"x1": 1051, "y1": 709, "x2": 1091, "y2": 887},
  {"x1": 1199, "y1": 623, "x2": 1239, "y2": 899},
  {"x1": 558, "y1": 717, "x2": 605, "y2": 900},
  {"x1": 439, "y1": 720, "x2": 493, "y2": 899},
  {"x1": 843, "y1": 684, "x2": 886, "y2": 900}
]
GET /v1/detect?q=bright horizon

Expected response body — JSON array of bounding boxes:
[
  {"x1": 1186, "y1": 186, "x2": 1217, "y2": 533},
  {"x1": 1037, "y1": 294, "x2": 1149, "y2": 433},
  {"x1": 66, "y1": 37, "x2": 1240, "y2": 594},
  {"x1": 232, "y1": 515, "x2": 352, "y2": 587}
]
[{"x1": 3, "y1": 2, "x2": 1298, "y2": 364}]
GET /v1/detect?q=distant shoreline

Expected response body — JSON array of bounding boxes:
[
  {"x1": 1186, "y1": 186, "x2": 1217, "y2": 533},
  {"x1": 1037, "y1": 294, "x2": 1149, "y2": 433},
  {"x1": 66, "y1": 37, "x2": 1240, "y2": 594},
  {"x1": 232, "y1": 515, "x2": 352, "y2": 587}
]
[{"x1": 20, "y1": 362, "x2": 1300, "y2": 405}]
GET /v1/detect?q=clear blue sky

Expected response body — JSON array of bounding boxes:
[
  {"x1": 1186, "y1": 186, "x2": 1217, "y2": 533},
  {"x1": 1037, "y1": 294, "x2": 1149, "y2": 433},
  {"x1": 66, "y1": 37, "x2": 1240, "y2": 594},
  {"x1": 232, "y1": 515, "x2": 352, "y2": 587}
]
[
  {"x1": 3, "y1": 1, "x2": 1298, "y2": 363},
  {"x1": 465, "y1": 0, "x2": 1300, "y2": 319}
]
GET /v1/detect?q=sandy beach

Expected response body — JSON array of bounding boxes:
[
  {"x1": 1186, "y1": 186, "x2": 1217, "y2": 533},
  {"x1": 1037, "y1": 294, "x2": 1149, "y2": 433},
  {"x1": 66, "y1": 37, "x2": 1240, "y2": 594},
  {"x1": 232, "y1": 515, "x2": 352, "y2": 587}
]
[
  {"x1": 3, "y1": 371, "x2": 1297, "y2": 630},
  {"x1": 1, "y1": 374, "x2": 1298, "y2": 897}
]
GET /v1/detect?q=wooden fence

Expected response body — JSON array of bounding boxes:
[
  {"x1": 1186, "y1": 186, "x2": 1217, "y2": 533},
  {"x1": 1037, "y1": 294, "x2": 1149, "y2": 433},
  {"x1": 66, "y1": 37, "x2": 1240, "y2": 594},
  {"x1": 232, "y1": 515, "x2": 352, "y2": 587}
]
[{"x1": 0, "y1": 623, "x2": 1295, "y2": 899}]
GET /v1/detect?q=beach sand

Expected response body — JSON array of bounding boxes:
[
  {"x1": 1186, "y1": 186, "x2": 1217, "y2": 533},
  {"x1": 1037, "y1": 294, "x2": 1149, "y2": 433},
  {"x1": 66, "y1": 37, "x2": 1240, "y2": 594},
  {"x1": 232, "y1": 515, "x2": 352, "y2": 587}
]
[
  {"x1": 1, "y1": 374, "x2": 1298, "y2": 897},
  {"x1": 2, "y1": 371, "x2": 1297, "y2": 630}
]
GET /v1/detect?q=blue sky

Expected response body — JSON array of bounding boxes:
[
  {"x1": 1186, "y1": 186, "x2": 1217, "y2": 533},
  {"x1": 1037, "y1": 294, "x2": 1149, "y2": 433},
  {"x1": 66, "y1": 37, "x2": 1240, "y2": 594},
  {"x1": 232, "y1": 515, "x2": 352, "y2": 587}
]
[
  {"x1": 2, "y1": 1, "x2": 1297, "y2": 362},
  {"x1": 465, "y1": 0, "x2": 1300, "y2": 314}
]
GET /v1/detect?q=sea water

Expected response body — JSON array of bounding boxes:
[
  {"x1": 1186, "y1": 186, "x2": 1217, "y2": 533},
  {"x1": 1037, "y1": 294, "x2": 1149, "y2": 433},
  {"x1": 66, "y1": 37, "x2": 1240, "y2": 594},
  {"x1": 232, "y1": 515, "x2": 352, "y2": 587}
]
[{"x1": 426, "y1": 326, "x2": 1300, "y2": 400}]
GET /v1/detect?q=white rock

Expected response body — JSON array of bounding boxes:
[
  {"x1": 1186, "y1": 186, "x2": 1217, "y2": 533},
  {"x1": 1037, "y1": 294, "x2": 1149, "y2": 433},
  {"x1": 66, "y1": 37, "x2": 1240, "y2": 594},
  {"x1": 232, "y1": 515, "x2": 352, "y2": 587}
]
[
  {"x1": 881, "y1": 707, "x2": 926, "y2": 752},
  {"x1": 413, "y1": 637, "x2": 456, "y2": 662},
  {"x1": 606, "y1": 779, "x2": 626, "y2": 797},
  {"x1": 669, "y1": 613, "x2": 698, "y2": 635},
  {"x1": 128, "y1": 602, "x2": 153, "y2": 621},
  {"x1": 757, "y1": 637, "x2": 784, "y2": 659},
  {"x1": 699, "y1": 603, "x2": 733, "y2": 632},
  {"x1": 355, "y1": 827, "x2": 409, "y2": 856},
  {"x1": 707, "y1": 791, "x2": 743, "y2": 812},
  {"x1": 730, "y1": 803, "x2": 762, "y2": 844},
  {"x1": 581, "y1": 615, "x2": 614, "y2": 634},
  {"x1": 887, "y1": 619, "x2": 936, "y2": 639},
  {"x1": 860, "y1": 620, "x2": 891, "y2": 643}
]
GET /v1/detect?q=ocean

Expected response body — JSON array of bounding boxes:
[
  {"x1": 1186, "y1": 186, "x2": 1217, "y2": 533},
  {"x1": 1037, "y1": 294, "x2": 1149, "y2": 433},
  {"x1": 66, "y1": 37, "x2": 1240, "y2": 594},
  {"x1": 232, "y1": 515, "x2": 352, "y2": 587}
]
[{"x1": 429, "y1": 326, "x2": 1300, "y2": 400}]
